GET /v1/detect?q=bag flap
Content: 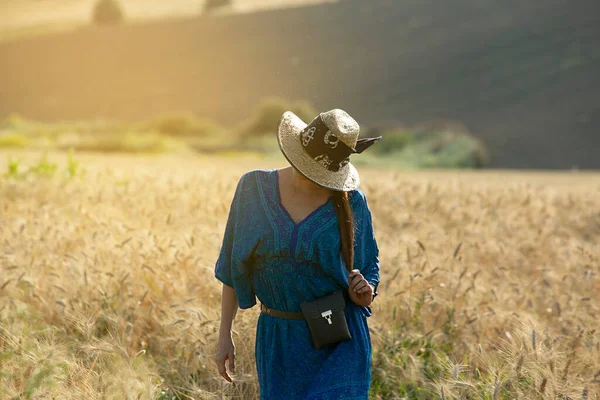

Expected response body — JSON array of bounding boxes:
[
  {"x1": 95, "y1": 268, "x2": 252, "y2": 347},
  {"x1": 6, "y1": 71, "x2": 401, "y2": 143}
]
[{"x1": 300, "y1": 291, "x2": 346, "y2": 318}]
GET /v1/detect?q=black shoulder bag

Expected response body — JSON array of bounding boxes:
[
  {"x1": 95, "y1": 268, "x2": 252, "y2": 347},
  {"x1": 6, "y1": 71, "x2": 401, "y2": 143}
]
[{"x1": 300, "y1": 290, "x2": 352, "y2": 349}]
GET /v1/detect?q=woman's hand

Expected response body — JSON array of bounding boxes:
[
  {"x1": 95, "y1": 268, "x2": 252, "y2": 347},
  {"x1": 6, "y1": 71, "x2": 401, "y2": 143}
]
[
  {"x1": 215, "y1": 333, "x2": 236, "y2": 383},
  {"x1": 348, "y1": 269, "x2": 374, "y2": 307}
]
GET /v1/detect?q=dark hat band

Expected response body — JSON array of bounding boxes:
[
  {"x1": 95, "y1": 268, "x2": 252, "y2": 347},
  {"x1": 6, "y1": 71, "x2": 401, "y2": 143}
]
[
  {"x1": 299, "y1": 115, "x2": 354, "y2": 172},
  {"x1": 299, "y1": 115, "x2": 381, "y2": 172}
]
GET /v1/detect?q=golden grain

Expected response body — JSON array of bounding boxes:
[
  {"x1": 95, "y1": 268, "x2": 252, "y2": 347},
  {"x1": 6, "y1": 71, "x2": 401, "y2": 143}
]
[{"x1": 0, "y1": 152, "x2": 598, "y2": 399}]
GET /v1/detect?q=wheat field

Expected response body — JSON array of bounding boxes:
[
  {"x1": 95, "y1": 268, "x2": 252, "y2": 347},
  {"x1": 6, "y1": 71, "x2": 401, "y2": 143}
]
[{"x1": 0, "y1": 151, "x2": 599, "y2": 399}]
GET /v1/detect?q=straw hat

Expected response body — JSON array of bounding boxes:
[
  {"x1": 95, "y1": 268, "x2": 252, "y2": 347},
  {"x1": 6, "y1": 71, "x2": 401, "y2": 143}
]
[{"x1": 277, "y1": 109, "x2": 381, "y2": 191}]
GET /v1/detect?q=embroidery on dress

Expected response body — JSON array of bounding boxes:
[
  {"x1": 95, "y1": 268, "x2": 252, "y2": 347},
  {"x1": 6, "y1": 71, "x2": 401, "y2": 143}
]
[
  {"x1": 302, "y1": 127, "x2": 317, "y2": 147},
  {"x1": 324, "y1": 131, "x2": 339, "y2": 149},
  {"x1": 314, "y1": 154, "x2": 333, "y2": 169}
]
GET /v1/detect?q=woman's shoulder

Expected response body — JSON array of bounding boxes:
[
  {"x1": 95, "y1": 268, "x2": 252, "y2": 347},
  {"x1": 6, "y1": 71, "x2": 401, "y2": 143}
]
[
  {"x1": 237, "y1": 168, "x2": 273, "y2": 182},
  {"x1": 349, "y1": 187, "x2": 368, "y2": 207},
  {"x1": 235, "y1": 168, "x2": 276, "y2": 193}
]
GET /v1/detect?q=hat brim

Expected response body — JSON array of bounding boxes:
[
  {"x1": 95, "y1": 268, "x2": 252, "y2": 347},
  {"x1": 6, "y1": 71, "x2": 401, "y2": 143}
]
[{"x1": 277, "y1": 111, "x2": 360, "y2": 192}]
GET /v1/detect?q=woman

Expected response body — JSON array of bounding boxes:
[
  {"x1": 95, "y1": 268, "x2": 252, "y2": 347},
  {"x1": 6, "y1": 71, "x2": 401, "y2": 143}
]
[{"x1": 214, "y1": 109, "x2": 381, "y2": 399}]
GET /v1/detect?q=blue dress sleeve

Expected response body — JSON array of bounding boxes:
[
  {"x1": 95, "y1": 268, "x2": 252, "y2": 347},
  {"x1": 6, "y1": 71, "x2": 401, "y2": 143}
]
[
  {"x1": 214, "y1": 172, "x2": 258, "y2": 309},
  {"x1": 353, "y1": 189, "x2": 380, "y2": 299}
]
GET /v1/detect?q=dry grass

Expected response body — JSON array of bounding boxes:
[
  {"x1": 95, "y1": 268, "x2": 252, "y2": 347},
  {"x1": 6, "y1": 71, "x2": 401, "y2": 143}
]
[{"x1": 0, "y1": 151, "x2": 599, "y2": 399}]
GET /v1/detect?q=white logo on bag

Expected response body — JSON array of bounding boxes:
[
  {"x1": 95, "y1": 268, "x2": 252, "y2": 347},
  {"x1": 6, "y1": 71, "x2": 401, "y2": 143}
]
[
  {"x1": 321, "y1": 310, "x2": 333, "y2": 325},
  {"x1": 302, "y1": 127, "x2": 317, "y2": 147},
  {"x1": 324, "y1": 131, "x2": 339, "y2": 149}
]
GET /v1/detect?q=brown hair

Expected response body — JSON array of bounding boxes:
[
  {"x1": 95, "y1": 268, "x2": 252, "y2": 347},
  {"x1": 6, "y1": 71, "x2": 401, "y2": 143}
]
[{"x1": 332, "y1": 191, "x2": 354, "y2": 272}]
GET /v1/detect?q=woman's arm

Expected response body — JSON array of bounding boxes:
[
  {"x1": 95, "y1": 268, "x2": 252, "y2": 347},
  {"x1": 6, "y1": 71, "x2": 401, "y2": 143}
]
[
  {"x1": 215, "y1": 284, "x2": 238, "y2": 382},
  {"x1": 348, "y1": 189, "x2": 380, "y2": 308}
]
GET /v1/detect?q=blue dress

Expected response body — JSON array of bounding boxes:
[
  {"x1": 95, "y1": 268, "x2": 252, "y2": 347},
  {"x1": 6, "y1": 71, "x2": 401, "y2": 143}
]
[{"x1": 214, "y1": 169, "x2": 380, "y2": 400}]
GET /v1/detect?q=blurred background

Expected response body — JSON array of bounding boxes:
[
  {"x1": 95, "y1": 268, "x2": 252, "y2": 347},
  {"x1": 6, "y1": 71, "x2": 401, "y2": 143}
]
[
  {"x1": 1, "y1": 0, "x2": 599, "y2": 169},
  {"x1": 2, "y1": 3, "x2": 600, "y2": 399}
]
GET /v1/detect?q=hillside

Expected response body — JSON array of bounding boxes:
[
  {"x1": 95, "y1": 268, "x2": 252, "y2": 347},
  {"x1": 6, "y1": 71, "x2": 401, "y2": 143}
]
[
  {"x1": 0, "y1": 0, "x2": 599, "y2": 168},
  {"x1": 0, "y1": 0, "x2": 334, "y2": 33}
]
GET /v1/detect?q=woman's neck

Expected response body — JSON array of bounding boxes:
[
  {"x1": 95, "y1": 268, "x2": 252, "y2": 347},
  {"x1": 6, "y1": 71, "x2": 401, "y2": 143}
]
[{"x1": 288, "y1": 167, "x2": 330, "y2": 196}]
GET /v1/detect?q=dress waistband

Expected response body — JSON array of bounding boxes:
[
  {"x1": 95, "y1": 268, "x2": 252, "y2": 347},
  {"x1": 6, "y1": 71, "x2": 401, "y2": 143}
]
[{"x1": 260, "y1": 291, "x2": 352, "y2": 319}]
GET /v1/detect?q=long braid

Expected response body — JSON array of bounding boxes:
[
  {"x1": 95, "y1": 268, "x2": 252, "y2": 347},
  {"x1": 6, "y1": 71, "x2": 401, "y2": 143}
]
[{"x1": 332, "y1": 191, "x2": 354, "y2": 271}]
